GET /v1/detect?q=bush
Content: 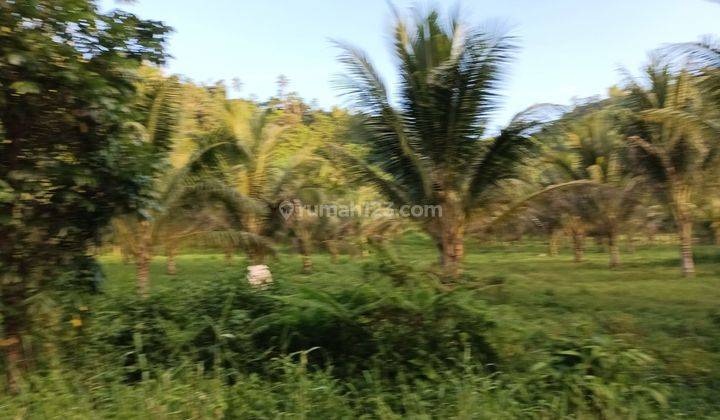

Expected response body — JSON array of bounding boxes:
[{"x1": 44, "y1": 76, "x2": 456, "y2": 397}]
[
  {"x1": 254, "y1": 284, "x2": 497, "y2": 378},
  {"x1": 511, "y1": 334, "x2": 668, "y2": 418},
  {"x1": 58, "y1": 274, "x2": 496, "y2": 385},
  {"x1": 11, "y1": 259, "x2": 679, "y2": 418}
]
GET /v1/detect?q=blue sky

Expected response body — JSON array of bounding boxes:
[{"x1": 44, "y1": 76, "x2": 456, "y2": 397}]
[{"x1": 103, "y1": 0, "x2": 720, "y2": 127}]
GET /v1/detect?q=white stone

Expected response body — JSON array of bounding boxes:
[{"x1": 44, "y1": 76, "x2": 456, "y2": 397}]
[{"x1": 247, "y1": 265, "x2": 272, "y2": 289}]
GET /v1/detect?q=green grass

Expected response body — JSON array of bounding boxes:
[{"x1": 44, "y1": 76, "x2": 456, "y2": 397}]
[{"x1": 4, "y1": 233, "x2": 720, "y2": 418}]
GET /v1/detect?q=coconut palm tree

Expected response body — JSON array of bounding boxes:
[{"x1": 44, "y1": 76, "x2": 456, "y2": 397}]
[
  {"x1": 332, "y1": 9, "x2": 535, "y2": 278},
  {"x1": 201, "y1": 101, "x2": 323, "y2": 263},
  {"x1": 112, "y1": 141, "x2": 236, "y2": 296},
  {"x1": 622, "y1": 63, "x2": 720, "y2": 276},
  {"x1": 113, "y1": 72, "x2": 257, "y2": 296},
  {"x1": 519, "y1": 185, "x2": 597, "y2": 264},
  {"x1": 112, "y1": 68, "x2": 180, "y2": 296},
  {"x1": 699, "y1": 196, "x2": 720, "y2": 244},
  {"x1": 546, "y1": 112, "x2": 645, "y2": 268},
  {"x1": 671, "y1": 36, "x2": 720, "y2": 104}
]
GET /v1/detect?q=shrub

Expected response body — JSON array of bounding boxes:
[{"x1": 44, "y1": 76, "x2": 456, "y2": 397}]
[
  {"x1": 59, "y1": 274, "x2": 496, "y2": 384},
  {"x1": 252, "y1": 284, "x2": 497, "y2": 378},
  {"x1": 513, "y1": 334, "x2": 668, "y2": 418}
]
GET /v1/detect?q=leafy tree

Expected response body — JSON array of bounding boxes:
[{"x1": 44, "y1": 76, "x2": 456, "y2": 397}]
[
  {"x1": 0, "y1": 0, "x2": 170, "y2": 390},
  {"x1": 333, "y1": 9, "x2": 534, "y2": 278}
]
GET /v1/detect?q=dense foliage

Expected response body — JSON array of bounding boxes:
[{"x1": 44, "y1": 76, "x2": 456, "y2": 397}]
[
  {"x1": 0, "y1": 0, "x2": 170, "y2": 391},
  {"x1": 5, "y1": 238, "x2": 715, "y2": 417},
  {"x1": 2, "y1": 2, "x2": 720, "y2": 418}
]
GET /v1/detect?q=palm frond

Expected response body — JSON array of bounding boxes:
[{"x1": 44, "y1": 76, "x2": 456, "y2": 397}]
[
  {"x1": 669, "y1": 36, "x2": 720, "y2": 70},
  {"x1": 334, "y1": 41, "x2": 433, "y2": 201},
  {"x1": 325, "y1": 144, "x2": 412, "y2": 207},
  {"x1": 466, "y1": 120, "x2": 536, "y2": 207}
]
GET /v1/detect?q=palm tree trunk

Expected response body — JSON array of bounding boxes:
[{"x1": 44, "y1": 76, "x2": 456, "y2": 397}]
[
  {"x1": 136, "y1": 255, "x2": 150, "y2": 298},
  {"x1": 166, "y1": 248, "x2": 177, "y2": 275},
  {"x1": 627, "y1": 232, "x2": 636, "y2": 254},
  {"x1": 438, "y1": 225, "x2": 464, "y2": 278},
  {"x1": 244, "y1": 212, "x2": 260, "y2": 234},
  {"x1": 608, "y1": 233, "x2": 620, "y2": 268},
  {"x1": 572, "y1": 231, "x2": 584, "y2": 263},
  {"x1": 327, "y1": 241, "x2": 339, "y2": 263},
  {"x1": 3, "y1": 335, "x2": 22, "y2": 394},
  {"x1": 302, "y1": 256, "x2": 313, "y2": 273},
  {"x1": 548, "y1": 229, "x2": 561, "y2": 256},
  {"x1": 672, "y1": 188, "x2": 695, "y2": 277},
  {"x1": 679, "y1": 217, "x2": 695, "y2": 277},
  {"x1": 298, "y1": 231, "x2": 313, "y2": 273},
  {"x1": 1, "y1": 280, "x2": 25, "y2": 394},
  {"x1": 136, "y1": 220, "x2": 152, "y2": 298},
  {"x1": 243, "y1": 212, "x2": 264, "y2": 264}
]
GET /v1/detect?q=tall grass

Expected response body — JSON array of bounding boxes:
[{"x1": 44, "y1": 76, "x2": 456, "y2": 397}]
[{"x1": 3, "y1": 240, "x2": 719, "y2": 417}]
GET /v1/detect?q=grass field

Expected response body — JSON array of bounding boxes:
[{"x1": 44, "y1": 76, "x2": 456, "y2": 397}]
[{"x1": 4, "y1": 233, "x2": 720, "y2": 418}]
